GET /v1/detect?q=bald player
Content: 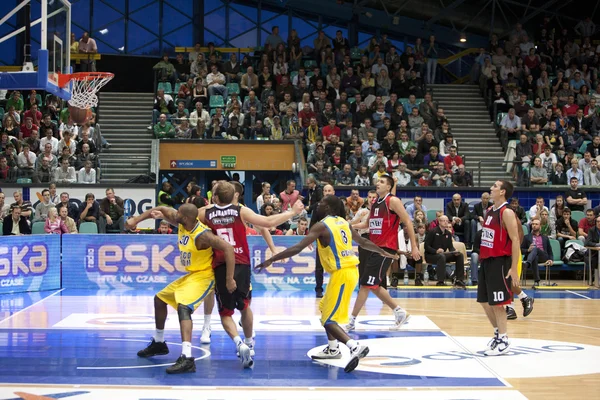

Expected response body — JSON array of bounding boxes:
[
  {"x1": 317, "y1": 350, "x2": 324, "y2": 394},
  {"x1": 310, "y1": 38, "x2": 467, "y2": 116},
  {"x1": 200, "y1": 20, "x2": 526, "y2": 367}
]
[{"x1": 127, "y1": 203, "x2": 235, "y2": 374}]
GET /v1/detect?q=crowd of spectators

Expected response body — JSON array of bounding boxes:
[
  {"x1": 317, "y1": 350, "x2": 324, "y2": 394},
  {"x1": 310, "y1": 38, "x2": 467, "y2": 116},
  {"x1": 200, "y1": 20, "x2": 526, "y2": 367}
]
[
  {"x1": 473, "y1": 20, "x2": 600, "y2": 187},
  {"x1": 0, "y1": 90, "x2": 105, "y2": 184},
  {"x1": 152, "y1": 30, "x2": 474, "y2": 188},
  {"x1": 0, "y1": 187, "x2": 125, "y2": 235}
]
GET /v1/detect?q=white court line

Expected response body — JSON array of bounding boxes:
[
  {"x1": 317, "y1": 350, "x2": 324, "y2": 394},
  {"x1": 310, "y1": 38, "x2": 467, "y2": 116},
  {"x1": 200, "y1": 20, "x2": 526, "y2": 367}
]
[
  {"x1": 566, "y1": 290, "x2": 592, "y2": 300},
  {"x1": 0, "y1": 288, "x2": 64, "y2": 324},
  {"x1": 76, "y1": 339, "x2": 210, "y2": 370},
  {"x1": 441, "y1": 330, "x2": 512, "y2": 388}
]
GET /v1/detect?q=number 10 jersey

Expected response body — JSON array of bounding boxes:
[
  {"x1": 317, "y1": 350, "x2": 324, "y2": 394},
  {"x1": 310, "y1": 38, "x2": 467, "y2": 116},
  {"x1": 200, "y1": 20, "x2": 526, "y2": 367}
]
[{"x1": 204, "y1": 204, "x2": 250, "y2": 266}]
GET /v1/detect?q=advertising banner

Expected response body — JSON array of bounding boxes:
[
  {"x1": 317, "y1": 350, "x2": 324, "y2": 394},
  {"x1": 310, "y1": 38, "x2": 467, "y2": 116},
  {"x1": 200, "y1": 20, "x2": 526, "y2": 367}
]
[
  {"x1": 62, "y1": 235, "x2": 329, "y2": 291},
  {"x1": 0, "y1": 235, "x2": 61, "y2": 294}
]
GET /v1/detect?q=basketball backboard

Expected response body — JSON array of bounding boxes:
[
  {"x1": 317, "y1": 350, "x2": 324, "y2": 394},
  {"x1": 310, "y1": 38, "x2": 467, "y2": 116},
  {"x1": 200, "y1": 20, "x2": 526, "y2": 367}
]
[{"x1": 0, "y1": 0, "x2": 71, "y2": 101}]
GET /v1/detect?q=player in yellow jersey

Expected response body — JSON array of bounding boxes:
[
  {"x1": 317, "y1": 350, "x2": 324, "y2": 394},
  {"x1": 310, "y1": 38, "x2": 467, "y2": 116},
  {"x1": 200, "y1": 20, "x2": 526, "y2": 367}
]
[
  {"x1": 126, "y1": 203, "x2": 236, "y2": 374},
  {"x1": 256, "y1": 195, "x2": 398, "y2": 373}
]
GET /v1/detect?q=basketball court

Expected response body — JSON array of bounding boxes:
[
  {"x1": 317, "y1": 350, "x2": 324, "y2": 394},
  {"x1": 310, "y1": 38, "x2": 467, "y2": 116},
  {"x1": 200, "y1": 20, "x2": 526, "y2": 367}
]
[{"x1": 1, "y1": 287, "x2": 599, "y2": 399}]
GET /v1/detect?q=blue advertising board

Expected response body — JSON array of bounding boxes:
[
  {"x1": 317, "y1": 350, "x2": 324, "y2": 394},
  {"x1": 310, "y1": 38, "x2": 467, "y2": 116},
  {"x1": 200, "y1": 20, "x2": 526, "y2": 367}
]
[
  {"x1": 62, "y1": 235, "x2": 332, "y2": 291},
  {"x1": 0, "y1": 235, "x2": 61, "y2": 294}
]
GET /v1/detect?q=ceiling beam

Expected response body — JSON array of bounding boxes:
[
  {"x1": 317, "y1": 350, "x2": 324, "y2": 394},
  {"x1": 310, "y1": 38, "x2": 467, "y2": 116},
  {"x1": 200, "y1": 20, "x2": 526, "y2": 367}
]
[{"x1": 425, "y1": 0, "x2": 468, "y2": 28}]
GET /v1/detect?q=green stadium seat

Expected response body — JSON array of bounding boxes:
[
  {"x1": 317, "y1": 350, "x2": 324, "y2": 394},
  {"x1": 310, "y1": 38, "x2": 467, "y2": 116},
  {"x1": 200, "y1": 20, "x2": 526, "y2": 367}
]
[
  {"x1": 304, "y1": 60, "x2": 317, "y2": 69},
  {"x1": 79, "y1": 222, "x2": 99, "y2": 234},
  {"x1": 226, "y1": 83, "x2": 240, "y2": 95},
  {"x1": 0, "y1": 222, "x2": 2, "y2": 235},
  {"x1": 350, "y1": 47, "x2": 363, "y2": 60},
  {"x1": 522, "y1": 224, "x2": 529, "y2": 235},
  {"x1": 496, "y1": 112, "x2": 508, "y2": 126},
  {"x1": 0, "y1": 107, "x2": 4, "y2": 121},
  {"x1": 579, "y1": 141, "x2": 590, "y2": 154},
  {"x1": 348, "y1": 97, "x2": 356, "y2": 104},
  {"x1": 209, "y1": 95, "x2": 225, "y2": 108},
  {"x1": 526, "y1": 100, "x2": 533, "y2": 106},
  {"x1": 31, "y1": 222, "x2": 46, "y2": 235},
  {"x1": 157, "y1": 82, "x2": 172, "y2": 94},
  {"x1": 426, "y1": 209, "x2": 439, "y2": 223},
  {"x1": 571, "y1": 211, "x2": 585, "y2": 223},
  {"x1": 290, "y1": 71, "x2": 298, "y2": 82},
  {"x1": 173, "y1": 82, "x2": 183, "y2": 94}
]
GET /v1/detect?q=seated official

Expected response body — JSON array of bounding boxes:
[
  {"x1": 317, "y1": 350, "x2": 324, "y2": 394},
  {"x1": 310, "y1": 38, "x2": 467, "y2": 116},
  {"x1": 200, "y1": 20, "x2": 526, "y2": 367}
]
[
  {"x1": 521, "y1": 217, "x2": 553, "y2": 287},
  {"x1": 424, "y1": 215, "x2": 466, "y2": 288},
  {"x1": 2, "y1": 205, "x2": 31, "y2": 235}
]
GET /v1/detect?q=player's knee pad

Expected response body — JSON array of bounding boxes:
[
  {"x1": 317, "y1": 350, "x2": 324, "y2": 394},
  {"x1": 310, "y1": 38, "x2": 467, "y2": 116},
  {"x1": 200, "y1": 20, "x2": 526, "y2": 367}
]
[{"x1": 177, "y1": 304, "x2": 193, "y2": 321}]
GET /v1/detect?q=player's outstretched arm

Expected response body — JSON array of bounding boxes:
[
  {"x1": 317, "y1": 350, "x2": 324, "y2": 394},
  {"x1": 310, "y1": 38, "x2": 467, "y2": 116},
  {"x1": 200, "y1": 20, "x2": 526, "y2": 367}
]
[
  {"x1": 196, "y1": 230, "x2": 237, "y2": 293},
  {"x1": 255, "y1": 225, "x2": 278, "y2": 254},
  {"x1": 255, "y1": 223, "x2": 324, "y2": 271},
  {"x1": 390, "y1": 197, "x2": 421, "y2": 261},
  {"x1": 241, "y1": 199, "x2": 304, "y2": 228},
  {"x1": 126, "y1": 206, "x2": 177, "y2": 230},
  {"x1": 350, "y1": 228, "x2": 399, "y2": 260}
]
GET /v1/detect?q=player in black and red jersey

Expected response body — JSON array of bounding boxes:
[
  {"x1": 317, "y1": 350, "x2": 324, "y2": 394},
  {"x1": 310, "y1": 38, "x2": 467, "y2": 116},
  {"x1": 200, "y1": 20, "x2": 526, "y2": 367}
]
[
  {"x1": 347, "y1": 176, "x2": 421, "y2": 331},
  {"x1": 478, "y1": 180, "x2": 520, "y2": 356},
  {"x1": 199, "y1": 181, "x2": 304, "y2": 368}
]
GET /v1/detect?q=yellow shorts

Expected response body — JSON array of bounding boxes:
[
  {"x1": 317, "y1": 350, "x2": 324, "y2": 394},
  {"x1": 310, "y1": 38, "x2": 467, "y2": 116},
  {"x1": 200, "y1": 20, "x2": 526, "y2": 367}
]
[
  {"x1": 319, "y1": 267, "x2": 359, "y2": 327},
  {"x1": 157, "y1": 271, "x2": 215, "y2": 311}
]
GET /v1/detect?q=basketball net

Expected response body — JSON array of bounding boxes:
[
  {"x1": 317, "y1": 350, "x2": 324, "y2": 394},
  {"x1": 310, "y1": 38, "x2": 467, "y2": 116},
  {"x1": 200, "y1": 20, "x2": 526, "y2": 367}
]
[{"x1": 58, "y1": 72, "x2": 115, "y2": 109}]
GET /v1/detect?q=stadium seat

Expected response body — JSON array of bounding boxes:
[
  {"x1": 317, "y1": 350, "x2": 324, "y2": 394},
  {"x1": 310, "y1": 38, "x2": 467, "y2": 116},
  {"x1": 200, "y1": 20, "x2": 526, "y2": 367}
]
[
  {"x1": 348, "y1": 97, "x2": 356, "y2": 104},
  {"x1": 571, "y1": 211, "x2": 585, "y2": 223},
  {"x1": 545, "y1": 239, "x2": 563, "y2": 284},
  {"x1": 80, "y1": 222, "x2": 99, "y2": 234},
  {"x1": 350, "y1": 47, "x2": 363, "y2": 60},
  {"x1": 306, "y1": 71, "x2": 314, "y2": 78},
  {"x1": 522, "y1": 224, "x2": 529, "y2": 235},
  {"x1": 16, "y1": 178, "x2": 32, "y2": 184},
  {"x1": 579, "y1": 141, "x2": 590, "y2": 154},
  {"x1": 496, "y1": 112, "x2": 507, "y2": 126},
  {"x1": 0, "y1": 107, "x2": 4, "y2": 121},
  {"x1": 0, "y1": 222, "x2": 3, "y2": 235},
  {"x1": 426, "y1": 209, "x2": 439, "y2": 223},
  {"x1": 526, "y1": 100, "x2": 533, "y2": 106},
  {"x1": 209, "y1": 95, "x2": 225, "y2": 108},
  {"x1": 173, "y1": 82, "x2": 183, "y2": 94},
  {"x1": 304, "y1": 60, "x2": 317, "y2": 69},
  {"x1": 31, "y1": 222, "x2": 46, "y2": 235},
  {"x1": 226, "y1": 83, "x2": 240, "y2": 95},
  {"x1": 290, "y1": 71, "x2": 298, "y2": 82},
  {"x1": 157, "y1": 82, "x2": 173, "y2": 94},
  {"x1": 35, "y1": 93, "x2": 43, "y2": 107}
]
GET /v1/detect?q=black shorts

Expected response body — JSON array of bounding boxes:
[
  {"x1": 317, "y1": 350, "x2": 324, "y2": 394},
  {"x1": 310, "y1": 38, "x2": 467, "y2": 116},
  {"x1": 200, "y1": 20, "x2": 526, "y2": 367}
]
[
  {"x1": 477, "y1": 256, "x2": 513, "y2": 306},
  {"x1": 360, "y1": 247, "x2": 394, "y2": 288},
  {"x1": 357, "y1": 233, "x2": 371, "y2": 279},
  {"x1": 214, "y1": 263, "x2": 251, "y2": 317}
]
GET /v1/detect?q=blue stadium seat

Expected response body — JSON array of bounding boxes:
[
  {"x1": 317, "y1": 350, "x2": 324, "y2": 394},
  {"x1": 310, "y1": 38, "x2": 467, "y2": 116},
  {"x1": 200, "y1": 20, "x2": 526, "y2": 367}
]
[{"x1": 209, "y1": 95, "x2": 225, "y2": 108}]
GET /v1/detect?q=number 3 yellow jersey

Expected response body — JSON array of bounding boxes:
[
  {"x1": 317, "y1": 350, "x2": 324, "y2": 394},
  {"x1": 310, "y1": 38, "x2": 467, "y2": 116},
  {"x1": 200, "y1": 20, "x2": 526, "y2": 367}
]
[
  {"x1": 178, "y1": 219, "x2": 214, "y2": 273},
  {"x1": 317, "y1": 216, "x2": 359, "y2": 274}
]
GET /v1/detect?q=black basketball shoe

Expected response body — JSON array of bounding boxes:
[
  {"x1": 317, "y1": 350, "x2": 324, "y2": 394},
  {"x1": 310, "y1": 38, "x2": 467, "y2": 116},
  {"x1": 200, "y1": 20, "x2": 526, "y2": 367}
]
[
  {"x1": 137, "y1": 339, "x2": 169, "y2": 358},
  {"x1": 166, "y1": 355, "x2": 196, "y2": 374},
  {"x1": 521, "y1": 296, "x2": 534, "y2": 317},
  {"x1": 506, "y1": 306, "x2": 517, "y2": 320}
]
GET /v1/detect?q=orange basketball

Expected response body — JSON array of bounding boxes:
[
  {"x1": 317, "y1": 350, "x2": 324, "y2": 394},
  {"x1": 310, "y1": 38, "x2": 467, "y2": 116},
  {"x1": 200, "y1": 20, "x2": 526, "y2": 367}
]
[{"x1": 68, "y1": 105, "x2": 91, "y2": 125}]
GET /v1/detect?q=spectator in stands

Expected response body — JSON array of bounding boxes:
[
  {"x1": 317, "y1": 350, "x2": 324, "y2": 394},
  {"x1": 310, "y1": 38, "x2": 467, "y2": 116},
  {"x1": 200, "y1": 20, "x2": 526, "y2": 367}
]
[
  {"x1": 44, "y1": 207, "x2": 68, "y2": 234},
  {"x1": 19, "y1": 116, "x2": 38, "y2": 140},
  {"x1": 0, "y1": 193, "x2": 9, "y2": 220},
  {"x1": 98, "y1": 188, "x2": 125, "y2": 234},
  {"x1": 40, "y1": 126, "x2": 59, "y2": 155},
  {"x1": 153, "y1": 54, "x2": 176, "y2": 87},
  {"x1": 57, "y1": 130, "x2": 77, "y2": 156},
  {"x1": 530, "y1": 156, "x2": 549, "y2": 185},
  {"x1": 509, "y1": 197, "x2": 527, "y2": 225},
  {"x1": 430, "y1": 162, "x2": 451, "y2": 187},
  {"x1": 499, "y1": 108, "x2": 521, "y2": 149},
  {"x1": 473, "y1": 192, "x2": 492, "y2": 228},
  {"x1": 206, "y1": 64, "x2": 228, "y2": 99},
  {"x1": 0, "y1": 155, "x2": 14, "y2": 182},
  {"x1": 446, "y1": 193, "x2": 476, "y2": 248},
  {"x1": 51, "y1": 158, "x2": 75, "y2": 184},
  {"x1": 154, "y1": 114, "x2": 176, "y2": 139},
  {"x1": 33, "y1": 189, "x2": 54, "y2": 223},
  {"x1": 75, "y1": 143, "x2": 98, "y2": 171},
  {"x1": 405, "y1": 196, "x2": 427, "y2": 221},
  {"x1": 571, "y1": 109, "x2": 592, "y2": 139},
  {"x1": 566, "y1": 160, "x2": 584, "y2": 186},
  {"x1": 584, "y1": 216, "x2": 600, "y2": 279},
  {"x1": 3, "y1": 205, "x2": 31, "y2": 235},
  {"x1": 77, "y1": 160, "x2": 96, "y2": 184},
  {"x1": 521, "y1": 108, "x2": 540, "y2": 135},
  {"x1": 279, "y1": 180, "x2": 300, "y2": 211},
  {"x1": 584, "y1": 159, "x2": 600, "y2": 185},
  {"x1": 578, "y1": 209, "x2": 596, "y2": 242},
  {"x1": 303, "y1": 176, "x2": 322, "y2": 214},
  {"x1": 76, "y1": 129, "x2": 96, "y2": 155},
  {"x1": 521, "y1": 217, "x2": 552, "y2": 287},
  {"x1": 452, "y1": 164, "x2": 473, "y2": 187},
  {"x1": 443, "y1": 146, "x2": 463, "y2": 174},
  {"x1": 265, "y1": 26, "x2": 284, "y2": 48},
  {"x1": 57, "y1": 204, "x2": 77, "y2": 233},
  {"x1": 425, "y1": 35, "x2": 439, "y2": 84},
  {"x1": 565, "y1": 176, "x2": 587, "y2": 212},
  {"x1": 16, "y1": 143, "x2": 36, "y2": 180},
  {"x1": 556, "y1": 207, "x2": 578, "y2": 249},
  {"x1": 586, "y1": 135, "x2": 600, "y2": 158},
  {"x1": 424, "y1": 215, "x2": 465, "y2": 287}
]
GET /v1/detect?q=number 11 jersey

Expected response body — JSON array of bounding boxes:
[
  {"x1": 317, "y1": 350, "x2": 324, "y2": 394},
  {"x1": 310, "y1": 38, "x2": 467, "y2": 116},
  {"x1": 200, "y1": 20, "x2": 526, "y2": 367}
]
[{"x1": 204, "y1": 204, "x2": 250, "y2": 266}]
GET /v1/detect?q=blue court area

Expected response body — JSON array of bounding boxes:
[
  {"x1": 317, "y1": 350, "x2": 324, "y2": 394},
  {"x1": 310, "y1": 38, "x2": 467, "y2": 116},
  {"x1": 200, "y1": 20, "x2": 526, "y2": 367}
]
[{"x1": 0, "y1": 288, "x2": 598, "y2": 400}]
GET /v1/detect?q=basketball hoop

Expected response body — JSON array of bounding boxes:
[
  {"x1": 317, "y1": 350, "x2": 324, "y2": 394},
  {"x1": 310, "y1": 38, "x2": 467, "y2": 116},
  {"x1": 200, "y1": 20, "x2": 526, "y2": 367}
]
[{"x1": 58, "y1": 72, "x2": 115, "y2": 109}]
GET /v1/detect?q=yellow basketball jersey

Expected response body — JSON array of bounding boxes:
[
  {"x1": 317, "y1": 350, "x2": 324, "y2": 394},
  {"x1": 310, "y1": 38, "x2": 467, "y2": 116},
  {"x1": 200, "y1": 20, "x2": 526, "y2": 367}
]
[
  {"x1": 178, "y1": 219, "x2": 213, "y2": 273},
  {"x1": 317, "y1": 216, "x2": 359, "y2": 274}
]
